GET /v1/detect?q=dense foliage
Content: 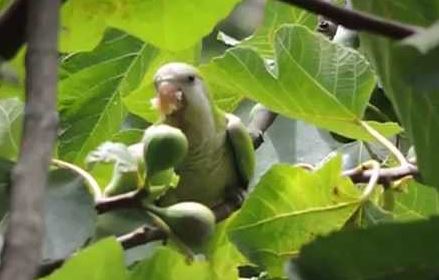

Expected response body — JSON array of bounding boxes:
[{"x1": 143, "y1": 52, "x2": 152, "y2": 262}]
[{"x1": 1, "y1": 0, "x2": 438, "y2": 279}]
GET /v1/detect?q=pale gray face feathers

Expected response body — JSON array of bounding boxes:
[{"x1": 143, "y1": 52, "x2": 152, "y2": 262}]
[
  {"x1": 152, "y1": 63, "x2": 204, "y2": 115},
  {"x1": 154, "y1": 62, "x2": 200, "y2": 85}
]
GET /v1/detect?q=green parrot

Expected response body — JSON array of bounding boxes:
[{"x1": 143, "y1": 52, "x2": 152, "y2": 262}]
[{"x1": 143, "y1": 62, "x2": 255, "y2": 208}]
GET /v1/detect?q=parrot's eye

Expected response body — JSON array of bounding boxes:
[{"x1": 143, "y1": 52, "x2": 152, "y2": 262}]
[{"x1": 187, "y1": 75, "x2": 195, "y2": 83}]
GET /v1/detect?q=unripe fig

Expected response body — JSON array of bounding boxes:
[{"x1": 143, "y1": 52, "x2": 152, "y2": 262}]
[
  {"x1": 146, "y1": 202, "x2": 215, "y2": 250},
  {"x1": 142, "y1": 124, "x2": 188, "y2": 177}
]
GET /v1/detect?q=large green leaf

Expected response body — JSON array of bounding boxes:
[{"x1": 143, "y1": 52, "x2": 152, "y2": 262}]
[
  {"x1": 59, "y1": 29, "x2": 196, "y2": 164},
  {"x1": 128, "y1": 247, "x2": 211, "y2": 280},
  {"x1": 353, "y1": 1, "x2": 439, "y2": 188},
  {"x1": 41, "y1": 238, "x2": 126, "y2": 280},
  {"x1": 390, "y1": 181, "x2": 439, "y2": 220},
  {"x1": 242, "y1": 0, "x2": 316, "y2": 58},
  {"x1": 0, "y1": 166, "x2": 96, "y2": 262},
  {"x1": 352, "y1": 1, "x2": 439, "y2": 27},
  {"x1": 0, "y1": 98, "x2": 22, "y2": 159},
  {"x1": 358, "y1": 181, "x2": 439, "y2": 227},
  {"x1": 206, "y1": 217, "x2": 247, "y2": 280},
  {"x1": 0, "y1": 158, "x2": 13, "y2": 218},
  {"x1": 60, "y1": 0, "x2": 239, "y2": 52},
  {"x1": 228, "y1": 156, "x2": 361, "y2": 278},
  {"x1": 0, "y1": 79, "x2": 22, "y2": 100},
  {"x1": 294, "y1": 217, "x2": 439, "y2": 280},
  {"x1": 202, "y1": 25, "x2": 401, "y2": 141},
  {"x1": 58, "y1": 29, "x2": 148, "y2": 164},
  {"x1": 0, "y1": 50, "x2": 25, "y2": 100},
  {"x1": 43, "y1": 169, "x2": 97, "y2": 262}
]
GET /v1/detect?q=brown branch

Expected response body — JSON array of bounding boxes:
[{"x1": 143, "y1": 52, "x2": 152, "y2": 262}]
[
  {"x1": 0, "y1": 0, "x2": 60, "y2": 280},
  {"x1": 91, "y1": 164, "x2": 420, "y2": 245},
  {"x1": 0, "y1": 0, "x2": 26, "y2": 60},
  {"x1": 277, "y1": 0, "x2": 420, "y2": 40},
  {"x1": 343, "y1": 164, "x2": 418, "y2": 185},
  {"x1": 95, "y1": 188, "x2": 146, "y2": 214},
  {"x1": 0, "y1": 0, "x2": 68, "y2": 61},
  {"x1": 118, "y1": 225, "x2": 166, "y2": 250}
]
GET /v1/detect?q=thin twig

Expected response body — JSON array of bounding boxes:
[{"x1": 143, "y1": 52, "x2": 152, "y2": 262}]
[
  {"x1": 359, "y1": 161, "x2": 380, "y2": 200},
  {"x1": 360, "y1": 121, "x2": 408, "y2": 166},
  {"x1": 277, "y1": 0, "x2": 420, "y2": 40},
  {"x1": 0, "y1": 1, "x2": 60, "y2": 280}
]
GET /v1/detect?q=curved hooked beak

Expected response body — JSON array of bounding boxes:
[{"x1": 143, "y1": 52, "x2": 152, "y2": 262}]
[{"x1": 151, "y1": 78, "x2": 183, "y2": 115}]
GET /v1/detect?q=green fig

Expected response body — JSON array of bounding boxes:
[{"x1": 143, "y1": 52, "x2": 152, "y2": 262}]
[
  {"x1": 142, "y1": 124, "x2": 188, "y2": 179},
  {"x1": 145, "y1": 202, "x2": 215, "y2": 252}
]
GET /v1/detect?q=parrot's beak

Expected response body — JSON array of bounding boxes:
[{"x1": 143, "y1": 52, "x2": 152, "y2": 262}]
[{"x1": 152, "y1": 80, "x2": 183, "y2": 115}]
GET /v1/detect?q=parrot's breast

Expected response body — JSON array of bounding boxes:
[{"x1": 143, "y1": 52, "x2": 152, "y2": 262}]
[{"x1": 160, "y1": 131, "x2": 240, "y2": 207}]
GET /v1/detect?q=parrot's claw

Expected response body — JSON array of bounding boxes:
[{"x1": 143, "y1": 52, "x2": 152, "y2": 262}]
[
  {"x1": 248, "y1": 128, "x2": 264, "y2": 148},
  {"x1": 225, "y1": 187, "x2": 247, "y2": 208}
]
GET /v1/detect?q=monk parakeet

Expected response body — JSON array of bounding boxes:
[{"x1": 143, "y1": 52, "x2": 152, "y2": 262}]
[{"x1": 143, "y1": 62, "x2": 255, "y2": 207}]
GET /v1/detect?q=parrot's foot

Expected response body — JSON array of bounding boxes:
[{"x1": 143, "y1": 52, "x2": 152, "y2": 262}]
[
  {"x1": 213, "y1": 188, "x2": 247, "y2": 221},
  {"x1": 225, "y1": 187, "x2": 247, "y2": 207},
  {"x1": 248, "y1": 129, "x2": 264, "y2": 148}
]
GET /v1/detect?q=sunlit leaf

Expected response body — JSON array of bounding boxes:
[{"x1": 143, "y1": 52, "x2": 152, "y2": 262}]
[
  {"x1": 228, "y1": 156, "x2": 361, "y2": 277},
  {"x1": 60, "y1": 0, "x2": 240, "y2": 52},
  {"x1": 128, "y1": 247, "x2": 210, "y2": 280},
  {"x1": 0, "y1": 98, "x2": 22, "y2": 159},
  {"x1": 242, "y1": 0, "x2": 317, "y2": 58},
  {"x1": 206, "y1": 217, "x2": 247, "y2": 280},
  {"x1": 203, "y1": 25, "x2": 401, "y2": 141}
]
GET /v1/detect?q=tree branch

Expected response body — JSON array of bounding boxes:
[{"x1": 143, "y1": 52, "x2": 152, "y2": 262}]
[
  {"x1": 277, "y1": 0, "x2": 420, "y2": 39},
  {"x1": 95, "y1": 189, "x2": 146, "y2": 214},
  {"x1": 118, "y1": 225, "x2": 166, "y2": 250},
  {"x1": 0, "y1": 0, "x2": 26, "y2": 60},
  {"x1": 343, "y1": 163, "x2": 418, "y2": 185},
  {"x1": 0, "y1": 0, "x2": 60, "y2": 280}
]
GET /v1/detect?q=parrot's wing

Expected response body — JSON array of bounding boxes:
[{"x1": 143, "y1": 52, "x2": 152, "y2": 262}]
[{"x1": 226, "y1": 113, "x2": 255, "y2": 187}]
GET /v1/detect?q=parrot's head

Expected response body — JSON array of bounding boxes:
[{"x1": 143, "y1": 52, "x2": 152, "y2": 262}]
[{"x1": 152, "y1": 62, "x2": 210, "y2": 118}]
